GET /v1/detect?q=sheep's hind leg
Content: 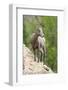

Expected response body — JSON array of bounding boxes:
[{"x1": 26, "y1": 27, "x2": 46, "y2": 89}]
[
  {"x1": 34, "y1": 50, "x2": 36, "y2": 61},
  {"x1": 37, "y1": 49, "x2": 40, "y2": 63}
]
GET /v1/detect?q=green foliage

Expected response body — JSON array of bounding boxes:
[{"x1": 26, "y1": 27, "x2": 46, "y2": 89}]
[{"x1": 23, "y1": 15, "x2": 57, "y2": 73}]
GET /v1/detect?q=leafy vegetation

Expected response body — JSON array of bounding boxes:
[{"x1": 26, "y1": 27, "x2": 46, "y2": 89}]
[{"x1": 23, "y1": 15, "x2": 57, "y2": 73}]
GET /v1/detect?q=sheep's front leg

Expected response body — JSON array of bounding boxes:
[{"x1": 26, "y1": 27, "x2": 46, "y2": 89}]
[
  {"x1": 37, "y1": 49, "x2": 40, "y2": 63},
  {"x1": 43, "y1": 47, "x2": 46, "y2": 64}
]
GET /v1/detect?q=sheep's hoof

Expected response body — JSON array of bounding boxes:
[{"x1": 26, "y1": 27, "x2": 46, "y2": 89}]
[
  {"x1": 37, "y1": 61, "x2": 39, "y2": 63},
  {"x1": 40, "y1": 60, "x2": 42, "y2": 62},
  {"x1": 34, "y1": 59, "x2": 36, "y2": 61}
]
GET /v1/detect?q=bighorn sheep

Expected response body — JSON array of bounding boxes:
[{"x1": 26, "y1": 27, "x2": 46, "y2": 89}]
[{"x1": 31, "y1": 27, "x2": 46, "y2": 63}]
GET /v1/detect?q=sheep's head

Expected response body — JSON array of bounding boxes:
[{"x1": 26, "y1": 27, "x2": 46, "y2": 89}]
[{"x1": 37, "y1": 27, "x2": 44, "y2": 37}]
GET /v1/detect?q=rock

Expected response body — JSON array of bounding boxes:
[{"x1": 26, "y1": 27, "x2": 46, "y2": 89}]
[{"x1": 23, "y1": 44, "x2": 53, "y2": 74}]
